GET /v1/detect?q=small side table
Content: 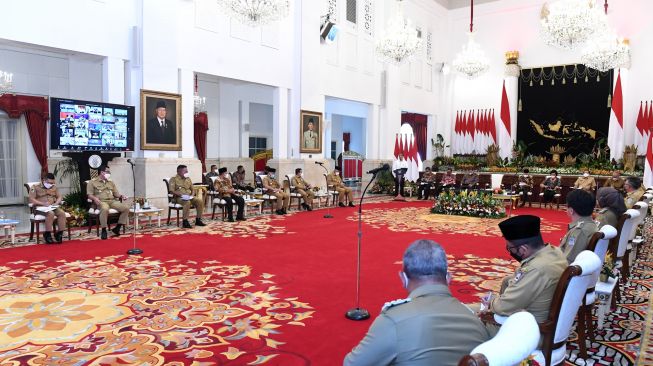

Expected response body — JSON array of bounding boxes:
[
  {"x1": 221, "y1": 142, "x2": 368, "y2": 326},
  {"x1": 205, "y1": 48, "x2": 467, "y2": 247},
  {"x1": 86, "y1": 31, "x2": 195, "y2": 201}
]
[
  {"x1": 243, "y1": 198, "x2": 264, "y2": 216},
  {"x1": 129, "y1": 208, "x2": 163, "y2": 230},
  {"x1": 314, "y1": 192, "x2": 329, "y2": 208},
  {"x1": 595, "y1": 276, "x2": 618, "y2": 329},
  {"x1": 0, "y1": 219, "x2": 19, "y2": 245}
]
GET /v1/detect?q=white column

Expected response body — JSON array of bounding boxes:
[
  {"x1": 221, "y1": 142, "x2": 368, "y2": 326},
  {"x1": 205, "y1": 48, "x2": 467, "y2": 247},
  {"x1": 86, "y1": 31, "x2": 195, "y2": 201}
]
[
  {"x1": 273, "y1": 86, "x2": 289, "y2": 159},
  {"x1": 505, "y1": 75, "x2": 518, "y2": 153},
  {"x1": 102, "y1": 57, "x2": 125, "y2": 104},
  {"x1": 178, "y1": 68, "x2": 195, "y2": 158},
  {"x1": 380, "y1": 65, "x2": 401, "y2": 160},
  {"x1": 366, "y1": 104, "x2": 380, "y2": 159}
]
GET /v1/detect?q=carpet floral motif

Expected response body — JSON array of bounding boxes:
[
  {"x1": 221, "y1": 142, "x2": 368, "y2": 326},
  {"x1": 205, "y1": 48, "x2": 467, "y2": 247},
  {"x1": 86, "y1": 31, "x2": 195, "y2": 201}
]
[
  {"x1": 0, "y1": 255, "x2": 313, "y2": 365},
  {"x1": 354, "y1": 207, "x2": 562, "y2": 237}
]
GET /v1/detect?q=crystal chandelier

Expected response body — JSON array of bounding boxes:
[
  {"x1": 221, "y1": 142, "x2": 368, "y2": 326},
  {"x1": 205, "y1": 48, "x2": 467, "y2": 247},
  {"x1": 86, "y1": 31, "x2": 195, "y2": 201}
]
[
  {"x1": 540, "y1": 0, "x2": 604, "y2": 50},
  {"x1": 0, "y1": 70, "x2": 13, "y2": 96},
  {"x1": 581, "y1": 1, "x2": 630, "y2": 72},
  {"x1": 452, "y1": 0, "x2": 490, "y2": 79},
  {"x1": 193, "y1": 75, "x2": 206, "y2": 115},
  {"x1": 216, "y1": 0, "x2": 289, "y2": 27},
  {"x1": 375, "y1": 0, "x2": 422, "y2": 64}
]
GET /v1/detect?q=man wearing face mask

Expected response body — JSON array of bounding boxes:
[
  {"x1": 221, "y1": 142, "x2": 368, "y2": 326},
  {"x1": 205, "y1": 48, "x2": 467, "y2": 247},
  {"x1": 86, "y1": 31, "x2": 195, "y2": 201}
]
[
  {"x1": 169, "y1": 165, "x2": 206, "y2": 228},
  {"x1": 560, "y1": 189, "x2": 599, "y2": 263},
  {"x1": 291, "y1": 168, "x2": 314, "y2": 211},
  {"x1": 327, "y1": 166, "x2": 354, "y2": 207},
  {"x1": 624, "y1": 176, "x2": 646, "y2": 209},
  {"x1": 479, "y1": 215, "x2": 567, "y2": 332},
  {"x1": 206, "y1": 164, "x2": 219, "y2": 178},
  {"x1": 87, "y1": 165, "x2": 130, "y2": 240},
  {"x1": 603, "y1": 170, "x2": 625, "y2": 193},
  {"x1": 262, "y1": 166, "x2": 290, "y2": 215},
  {"x1": 573, "y1": 169, "x2": 596, "y2": 193},
  {"x1": 516, "y1": 168, "x2": 533, "y2": 207},
  {"x1": 29, "y1": 172, "x2": 66, "y2": 244},
  {"x1": 232, "y1": 165, "x2": 253, "y2": 192},
  {"x1": 214, "y1": 167, "x2": 245, "y2": 222},
  {"x1": 344, "y1": 240, "x2": 489, "y2": 366}
]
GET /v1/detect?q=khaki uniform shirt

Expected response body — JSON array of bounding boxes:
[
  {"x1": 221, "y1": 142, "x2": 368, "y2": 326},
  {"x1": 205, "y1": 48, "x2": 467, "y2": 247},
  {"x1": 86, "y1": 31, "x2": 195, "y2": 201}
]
[
  {"x1": 291, "y1": 176, "x2": 310, "y2": 190},
  {"x1": 421, "y1": 171, "x2": 436, "y2": 183},
  {"x1": 327, "y1": 172, "x2": 345, "y2": 188},
  {"x1": 31, "y1": 184, "x2": 61, "y2": 205},
  {"x1": 233, "y1": 171, "x2": 246, "y2": 186},
  {"x1": 262, "y1": 176, "x2": 281, "y2": 191},
  {"x1": 461, "y1": 173, "x2": 478, "y2": 187},
  {"x1": 574, "y1": 176, "x2": 596, "y2": 191},
  {"x1": 87, "y1": 178, "x2": 120, "y2": 202},
  {"x1": 169, "y1": 175, "x2": 193, "y2": 195},
  {"x1": 215, "y1": 176, "x2": 235, "y2": 197},
  {"x1": 604, "y1": 177, "x2": 625, "y2": 191},
  {"x1": 596, "y1": 208, "x2": 619, "y2": 229},
  {"x1": 490, "y1": 245, "x2": 567, "y2": 324},
  {"x1": 344, "y1": 284, "x2": 489, "y2": 366},
  {"x1": 625, "y1": 187, "x2": 646, "y2": 209},
  {"x1": 560, "y1": 216, "x2": 599, "y2": 263}
]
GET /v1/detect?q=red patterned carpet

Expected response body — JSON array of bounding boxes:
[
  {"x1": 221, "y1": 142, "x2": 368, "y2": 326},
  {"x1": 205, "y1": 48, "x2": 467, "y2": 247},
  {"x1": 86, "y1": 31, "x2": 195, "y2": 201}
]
[{"x1": 0, "y1": 200, "x2": 649, "y2": 365}]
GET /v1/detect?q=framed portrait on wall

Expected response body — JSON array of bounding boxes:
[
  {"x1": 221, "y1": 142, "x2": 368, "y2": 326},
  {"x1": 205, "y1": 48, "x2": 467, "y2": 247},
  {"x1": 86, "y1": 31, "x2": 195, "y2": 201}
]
[
  {"x1": 140, "y1": 89, "x2": 182, "y2": 151},
  {"x1": 300, "y1": 110, "x2": 322, "y2": 153}
]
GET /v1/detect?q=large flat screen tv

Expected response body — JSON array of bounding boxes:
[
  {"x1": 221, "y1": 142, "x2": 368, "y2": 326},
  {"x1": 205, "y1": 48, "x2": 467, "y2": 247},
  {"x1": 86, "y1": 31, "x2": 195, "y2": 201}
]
[{"x1": 50, "y1": 97, "x2": 135, "y2": 152}]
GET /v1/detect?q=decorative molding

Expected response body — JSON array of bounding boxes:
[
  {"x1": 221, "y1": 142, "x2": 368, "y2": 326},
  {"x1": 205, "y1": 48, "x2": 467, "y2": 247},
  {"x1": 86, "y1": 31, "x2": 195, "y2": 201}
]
[{"x1": 363, "y1": 0, "x2": 373, "y2": 36}]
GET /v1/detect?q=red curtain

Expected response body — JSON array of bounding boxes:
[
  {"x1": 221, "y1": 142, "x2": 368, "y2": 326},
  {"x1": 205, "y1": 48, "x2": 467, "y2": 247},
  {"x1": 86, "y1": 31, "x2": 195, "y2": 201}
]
[
  {"x1": 194, "y1": 112, "x2": 209, "y2": 173},
  {"x1": 342, "y1": 132, "x2": 351, "y2": 152},
  {"x1": 0, "y1": 94, "x2": 50, "y2": 174},
  {"x1": 401, "y1": 113, "x2": 428, "y2": 161}
]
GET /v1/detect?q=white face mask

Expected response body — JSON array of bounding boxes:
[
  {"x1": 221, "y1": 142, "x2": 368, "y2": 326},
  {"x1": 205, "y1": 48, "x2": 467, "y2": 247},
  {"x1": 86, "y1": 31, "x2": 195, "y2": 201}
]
[
  {"x1": 584, "y1": 173, "x2": 590, "y2": 177},
  {"x1": 104, "y1": 173, "x2": 111, "y2": 180},
  {"x1": 183, "y1": 172, "x2": 190, "y2": 178},
  {"x1": 43, "y1": 182, "x2": 53, "y2": 189},
  {"x1": 335, "y1": 172, "x2": 340, "y2": 176},
  {"x1": 269, "y1": 173, "x2": 275, "y2": 179},
  {"x1": 299, "y1": 173, "x2": 303, "y2": 177},
  {"x1": 613, "y1": 177, "x2": 619, "y2": 180},
  {"x1": 400, "y1": 271, "x2": 409, "y2": 289}
]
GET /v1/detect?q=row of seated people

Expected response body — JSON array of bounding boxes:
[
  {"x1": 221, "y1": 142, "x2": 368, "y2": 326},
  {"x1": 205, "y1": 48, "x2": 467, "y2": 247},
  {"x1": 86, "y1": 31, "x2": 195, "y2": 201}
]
[{"x1": 346, "y1": 187, "x2": 652, "y2": 365}]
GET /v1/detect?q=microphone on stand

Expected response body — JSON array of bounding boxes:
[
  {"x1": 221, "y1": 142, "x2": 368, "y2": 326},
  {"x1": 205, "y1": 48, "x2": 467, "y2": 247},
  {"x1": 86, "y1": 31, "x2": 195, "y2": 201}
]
[
  {"x1": 366, "y1": 164, "x2": 390, "y2": 175},
  {"x1": 127, "y1": 158, "x2": 135, "y2": 166},
  {"x1": 126, "y1": 158, "x2": 142, "y2": 255},
  {"x1": 315, "y1": 161, "x2": 324, "y2": 165}
]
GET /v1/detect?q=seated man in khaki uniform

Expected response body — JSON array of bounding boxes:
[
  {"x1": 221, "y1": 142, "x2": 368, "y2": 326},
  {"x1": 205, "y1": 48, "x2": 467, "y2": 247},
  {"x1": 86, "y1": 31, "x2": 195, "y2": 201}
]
[
  {"x1": 479, "y1": 215, "x2": 567, "y2": 335},
  {"x1": 326, "y1": 166, "x2": 354, "y2": 207},
  {"x1": 573, "y1": 169, "x2": 596, "y2": 193},
  {"x1": 560, "y1": 189, "x2": 599, "y2": 263},
  {"x1": 291, "y1": 168, "x2": 314, "y2": 211},
  {"x1": 28, "y1": 172, "x2": 66, "y2": 244},
  {"x1": 86, "y1": 165, "x2": 130, "y2": 240},
  {"x1": 262, "y1": 166, "x2": 290, "y2": 215},
  {"x1": 345, "y1": 240, "x2": 489, "y2": 366},
  {"x1": 604, "y1": 170, "x2": 625, "y2": 193},
  {"x1": 624, "y1": 176, "x2": 646, "y2": 209},
  {"x1": 169, "y1": 164, "x2": 206, "y2": 228},
  {"x1": 215, "y1": 167, "x2": 245, "y2": 222}
]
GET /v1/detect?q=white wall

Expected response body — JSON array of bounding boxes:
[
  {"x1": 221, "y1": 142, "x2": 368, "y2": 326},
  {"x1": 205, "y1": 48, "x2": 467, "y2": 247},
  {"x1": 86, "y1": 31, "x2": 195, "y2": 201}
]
[
  {"x1": 342, "y1": 115, "x2": 366, "y2": 156},
  {"x1": 249, "y1": 102, "x2": 274, "y2": 155}
]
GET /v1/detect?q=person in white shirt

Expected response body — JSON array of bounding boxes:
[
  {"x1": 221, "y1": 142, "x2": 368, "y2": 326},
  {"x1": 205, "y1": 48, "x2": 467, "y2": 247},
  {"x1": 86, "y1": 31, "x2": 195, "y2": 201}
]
[{"x1": 392, "y1": 153, "x2": 409, "y2": 199}]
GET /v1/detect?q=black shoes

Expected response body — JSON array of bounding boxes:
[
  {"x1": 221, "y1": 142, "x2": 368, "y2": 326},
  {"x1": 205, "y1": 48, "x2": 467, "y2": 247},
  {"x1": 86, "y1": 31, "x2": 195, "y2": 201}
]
[
  {"x1": 339, "y1": 202, "x2": 346, "y2": 207},
  {"x1": 112, "y1": 224, "x2": 123, "y2": 236},
  {"x1": 282, "y1": 209, "x2": 288, "y2": 215},
  {"x1": 348, "y1": 202, "x2": 355, "y2": 207},
  {"x1": 227, "y1": 217, "x2": 235, "y2": 222},
  {"x1": 43, "y1": 231, "x2": 55, "y2": 244},
  {"x1": 195, "y1": 218, "x2": 206, "y2": 227},
  {"x1": 275, "y1": 209, "x2": 284, "y2": 215},
  {"x1": 55, "y1": 231, "x2": 63, "y2": 244},
  {"x1": 182, "y1": 220, "x2": 193, "y2": 229},
  {"x1": 236, "y1": 216, "x2": 246, "y2": 221},
  {"x1": 101, "y1": 228, "x2": 108, "y2": 240}
]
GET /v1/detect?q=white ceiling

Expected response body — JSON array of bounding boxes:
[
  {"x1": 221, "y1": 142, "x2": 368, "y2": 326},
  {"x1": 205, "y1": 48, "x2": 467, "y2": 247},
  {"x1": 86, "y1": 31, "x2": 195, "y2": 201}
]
[{"x1": 434, "y1": 0, "x2": 501, "y2": 9}]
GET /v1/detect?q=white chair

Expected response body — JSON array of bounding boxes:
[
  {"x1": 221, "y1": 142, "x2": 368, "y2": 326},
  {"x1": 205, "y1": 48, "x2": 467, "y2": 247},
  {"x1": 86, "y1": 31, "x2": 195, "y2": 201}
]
[
  {"x1": 490, "y1": 174, "x2": 504, "y2": 190},
  {"x1": 323, "y1": 173, "x2": 341, "y2": 206},
  {"x1": 285, "y1": 174, "x2": 303, "y2": 210},
  {"x1": 614, "y1": 209, "x2": 640, "y2": 284},
  {"x1": 253, "y1": 172, "x2": 277, "y2": 214},
  {"x1": 538, "y1": 176, "x2": 562, "y2": 209},
  {"x1": 631, "y1": 202, "x2": 648, "y2": 260},
  {"x1": 459, "y1": 312, "x2": 540, "y2": 366},
  {"x1": 576, "y1": 224, "x2": 617, "y2": 358},
  {"x1": 85, "y1": 180, "x2": 122, "y2": 235},
  {"x1": 642, "y1": 193, "x2": 652, "y2": 206},
  {"x1": 208, "y1": 176, "x2": 228, "y2": 220},
  {"x1": 24, "y1": 182, "x2": 72, "y2": 243},
  {"x1": 532, "y1": 250, "x2": 601, "y2": 366}
]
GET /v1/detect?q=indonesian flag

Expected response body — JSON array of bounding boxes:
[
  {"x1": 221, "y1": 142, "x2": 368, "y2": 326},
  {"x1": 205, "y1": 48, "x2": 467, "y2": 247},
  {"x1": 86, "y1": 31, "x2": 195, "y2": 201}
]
[
  {"x1": 490, "y1": 109, "x2": 497, "y2": 143},
  {"x1": 454, "y1": 111, "x2": 460, "y2": 154},
  {"x1": 462, "y1": 110, "x2": 469, "y2": 154},
  {"x1": 635, "y1": 102, "x2": 646, "y2": 153},
  {"x1": 394, "y1": 134, "x2": 400, "y2": 159},
  {"x1": 645, "y1": 104, "x2": 653, "y2": 188},
  {"x1": 608, "y1": 70, "x2": 624, "y2": 160},
  {"x1": 498, "y1": 80, "x2": 512, "y2": 159}
]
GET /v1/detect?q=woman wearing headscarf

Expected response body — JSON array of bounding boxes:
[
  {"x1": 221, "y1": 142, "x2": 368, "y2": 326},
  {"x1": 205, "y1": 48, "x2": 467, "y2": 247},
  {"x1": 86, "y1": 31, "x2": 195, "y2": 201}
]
[{"x1": 596, "y1": 187, "x2": 627, "y2": 229}]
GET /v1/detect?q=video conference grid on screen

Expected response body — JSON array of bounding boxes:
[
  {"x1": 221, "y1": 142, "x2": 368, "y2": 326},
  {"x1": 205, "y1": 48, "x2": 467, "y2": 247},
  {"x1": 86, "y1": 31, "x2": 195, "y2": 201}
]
[{"x1": 55, "y1": 102, "x2": 129, "y2": 151}]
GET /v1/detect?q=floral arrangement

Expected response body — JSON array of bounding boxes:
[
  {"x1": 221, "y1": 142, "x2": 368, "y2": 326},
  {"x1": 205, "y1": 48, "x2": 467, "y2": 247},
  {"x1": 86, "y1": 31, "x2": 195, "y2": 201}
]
[
  {"x1": 600, "y1": 252, "x2": 618, "y2": 282},
  {"x1": 431, "y1": 190, "x2": 505, "y2": 218},
  {"x1": 61, "y1": 205, "x2": 88, "y2": 227},
  {"x1": 519, "y1": 355, "x2": 539, "y2": 366}
]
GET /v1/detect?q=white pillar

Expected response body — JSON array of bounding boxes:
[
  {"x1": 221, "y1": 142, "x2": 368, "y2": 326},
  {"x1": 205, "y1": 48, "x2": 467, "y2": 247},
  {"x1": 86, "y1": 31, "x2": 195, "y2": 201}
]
[
  {"x1": 366, "y1": 104, "x2": 380, "y2": 159},
  {"x1": 102, "y1": 57, "x2": 125, "y2": 104},
  {"x1": 179, "y1": 68, "x2": 195, "y2": 159},
  {"x1": 273, "y1": 86, "x2": 289, "y2": 159},
  {"x1": 380, "y1": 65, "x2": 402, "y2": 160}
]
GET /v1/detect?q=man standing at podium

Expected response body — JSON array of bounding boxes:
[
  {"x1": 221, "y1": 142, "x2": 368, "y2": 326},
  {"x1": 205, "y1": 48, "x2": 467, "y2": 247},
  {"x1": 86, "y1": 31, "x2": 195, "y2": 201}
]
[{"x1": 392, "y1": 153, "x2": 409, "y2": 199}]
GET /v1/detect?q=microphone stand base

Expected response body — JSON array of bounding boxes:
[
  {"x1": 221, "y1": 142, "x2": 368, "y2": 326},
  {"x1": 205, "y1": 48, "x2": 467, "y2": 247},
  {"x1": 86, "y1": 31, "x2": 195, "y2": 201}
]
[
  {"x1": 323, "y1": 214, "x2": 334, "y2": 218},
  {"x1": 127, "y1": 248, "x2": 143, "y2": 255},
  {"x1": 393, "y1": 196, "x2": 406, "y2": 201},
  {"x1": 345, "y1": 307, "x2": 370, "y2": 321}
]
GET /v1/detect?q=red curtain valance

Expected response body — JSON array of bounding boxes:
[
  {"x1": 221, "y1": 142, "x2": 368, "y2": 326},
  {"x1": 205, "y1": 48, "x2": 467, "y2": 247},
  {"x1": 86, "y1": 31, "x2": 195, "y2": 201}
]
[
  {"x1": 194, "y1": 112, "x2": 209, "y2": 173},
  {"x1": 401, "y1": 113, "x2": 428, "y2": 161},
  {"x1": 0, "y1": 94, "x2": 50, "y2": 173}
]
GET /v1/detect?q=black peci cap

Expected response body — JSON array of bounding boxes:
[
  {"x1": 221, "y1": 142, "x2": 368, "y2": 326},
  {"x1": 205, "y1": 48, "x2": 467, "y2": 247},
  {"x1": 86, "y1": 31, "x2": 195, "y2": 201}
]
[
  {"x1": 498, "y1": 215, "x2": 541, "y2": 241},
  {"x1": 218, "y1": 167, "x2": 227, "y2": 174},
  {"x1": 156, "y1": 100, "x2": 167, "y2": 109}
]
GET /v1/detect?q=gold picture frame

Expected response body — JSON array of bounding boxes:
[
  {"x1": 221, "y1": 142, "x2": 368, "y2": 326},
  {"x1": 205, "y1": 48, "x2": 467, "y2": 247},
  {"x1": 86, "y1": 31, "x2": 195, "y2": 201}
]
[
  {"x1": 140, "y1": 89, "x2": 182, "y2": 151},
  {"x1": 299, "y1": 110, "x2": 322, "y2": 153}
]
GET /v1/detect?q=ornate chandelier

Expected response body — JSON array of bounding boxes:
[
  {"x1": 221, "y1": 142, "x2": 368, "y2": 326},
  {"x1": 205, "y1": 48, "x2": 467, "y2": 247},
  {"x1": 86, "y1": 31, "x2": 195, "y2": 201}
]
[
  {"x1": 452, "y1": 0, "x2": 489, "y2": 79},
  {"x1": 375, "y1": 0, "x2": 422, "y2": 64},
  {"x1": 540, "y1": 0, "x2": 604, "y2": 50},
  {"x1": 581, "y1": 1, "x2": 630, "y2": 72},
  {"x1": 193, "y1": 75, "x2": 206, "y2": 115},
  {"x1": 216, "y1": 0, "x2": 289, "y2": 27},
  {"x1": 0, "y1": 70, "x2": 13, "y2": 96}
]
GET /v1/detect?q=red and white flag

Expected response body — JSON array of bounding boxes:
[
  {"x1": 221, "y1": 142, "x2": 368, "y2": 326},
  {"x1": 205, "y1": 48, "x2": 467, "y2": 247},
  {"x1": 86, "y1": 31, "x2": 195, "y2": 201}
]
[
  {"x1": 635, "y1": 102, "x2": 647, "y2": 153},
  {"x1": 608, "y1": 70, "x2": 624, "y2": 160},
  {"x1": 644, "y1": 103, "x2": 653, "y2": 188},
  {"x1": 490, "y1": 109, "x2": 497, "y2": 144},
  {"x1": 454, "y1": 111, "x2": 460, "y2": 154},
  {"x1": 498, "y1": 80, "x2": 512, "y2": 159},
  {"x1": 393, "y1": 134, "x2": 400, "y2": 159}
]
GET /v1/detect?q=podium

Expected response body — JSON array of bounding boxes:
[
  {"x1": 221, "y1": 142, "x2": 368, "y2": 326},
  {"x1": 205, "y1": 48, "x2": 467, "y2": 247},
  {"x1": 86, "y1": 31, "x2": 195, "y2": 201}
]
[{"x1": 393, "y1": 168, "x2": 408, "y2": 201}]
